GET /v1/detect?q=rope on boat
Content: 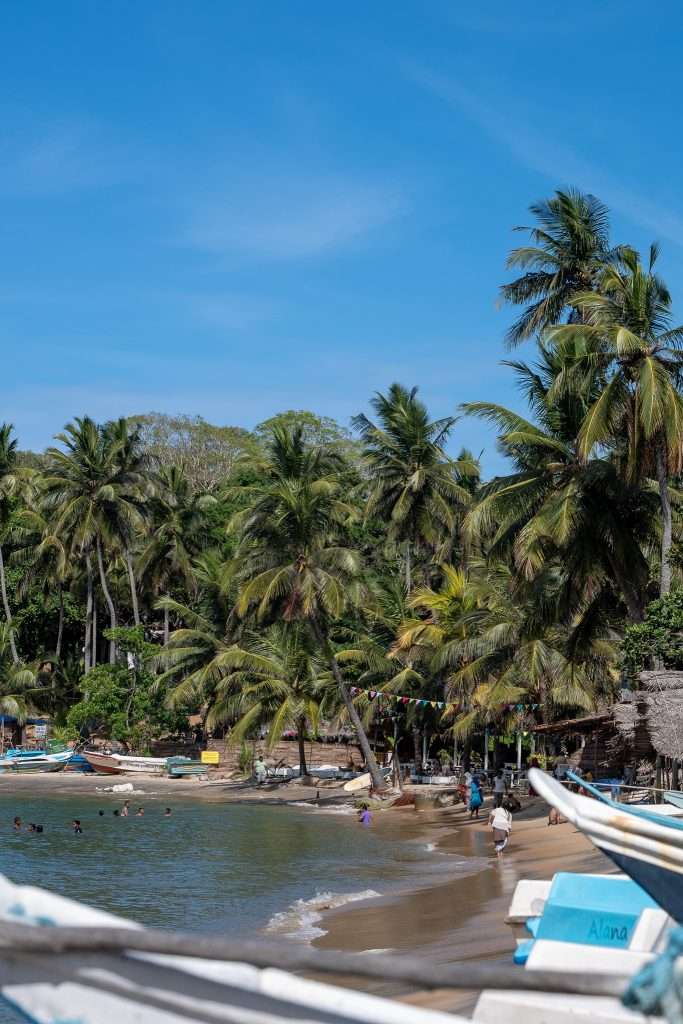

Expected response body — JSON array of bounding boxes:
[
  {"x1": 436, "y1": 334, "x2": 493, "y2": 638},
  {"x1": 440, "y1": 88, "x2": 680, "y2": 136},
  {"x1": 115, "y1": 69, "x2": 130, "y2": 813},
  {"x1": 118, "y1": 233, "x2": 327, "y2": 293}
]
[
  {"x1": 623, "y1": 925, "x2": 683, "y2": 1022},
  {"x1": 0, "y1": 921, "x2": 630, "y2": 997}
]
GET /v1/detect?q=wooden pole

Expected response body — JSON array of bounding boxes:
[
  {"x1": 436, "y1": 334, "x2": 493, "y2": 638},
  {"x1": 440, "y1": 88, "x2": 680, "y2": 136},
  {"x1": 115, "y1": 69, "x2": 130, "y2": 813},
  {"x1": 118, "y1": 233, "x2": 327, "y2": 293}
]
[
  {"x1": 483, "y1": 728, "x2": 489, "y2": 772},
  {"x1": 0, "y1": 921, "x2": 631, "y2": 999}
]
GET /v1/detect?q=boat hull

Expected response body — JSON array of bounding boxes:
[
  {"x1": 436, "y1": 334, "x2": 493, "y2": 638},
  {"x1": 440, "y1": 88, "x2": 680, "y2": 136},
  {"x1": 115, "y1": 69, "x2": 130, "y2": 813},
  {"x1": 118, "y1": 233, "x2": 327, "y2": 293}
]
[{"x1": 83, "y1": 751, "x2": 167, "y2": 776}]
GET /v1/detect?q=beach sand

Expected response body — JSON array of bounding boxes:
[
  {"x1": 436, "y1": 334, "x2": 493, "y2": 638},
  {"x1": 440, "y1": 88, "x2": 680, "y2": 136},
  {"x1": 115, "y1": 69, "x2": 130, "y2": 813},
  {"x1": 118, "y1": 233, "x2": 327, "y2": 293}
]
[{"x1": 312, "y1": 797, "x2": 613, "y2": 1015}]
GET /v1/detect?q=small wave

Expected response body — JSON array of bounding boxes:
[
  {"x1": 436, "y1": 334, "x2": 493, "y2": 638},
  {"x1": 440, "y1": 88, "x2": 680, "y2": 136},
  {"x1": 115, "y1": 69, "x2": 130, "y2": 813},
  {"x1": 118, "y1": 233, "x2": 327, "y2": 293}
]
[
  {"x1": 265, "y1": 889, "x2": 380, "y2": 941},
  {"x1": 287, "y1": 801, "x2": 356, "y2": 816},
  {"x1": 424, "y1": 841, "x2": 437, "y2": 852}
]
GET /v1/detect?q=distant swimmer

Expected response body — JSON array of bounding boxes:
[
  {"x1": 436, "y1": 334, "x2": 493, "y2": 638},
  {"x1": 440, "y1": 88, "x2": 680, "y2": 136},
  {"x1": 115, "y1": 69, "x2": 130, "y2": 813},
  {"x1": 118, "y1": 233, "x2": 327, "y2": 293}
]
[
  {"x1": 163, "y1": 807, "x2": 172, "y2": 817},
  {"x1": 121, "y1": 800, "x2": 130, "y2": 817},
  {"x1": 113, "y1": 810, "x2": 120, "y2": 817},
  {"x1": 13, "y1": 817, "x2": 21, "y2": 831},
  {"x1": 27, "y1": 823, "x2": 43, "y2": 834},
  {"x1": 98, "y1": 810, "x2": 105, "y2": 816},
  {"x1": 136, "y1": 807, "x2": 144, "y2": 817},
  {"x1": 72, "y1": 819, "x2": 83, "y2": 834}
]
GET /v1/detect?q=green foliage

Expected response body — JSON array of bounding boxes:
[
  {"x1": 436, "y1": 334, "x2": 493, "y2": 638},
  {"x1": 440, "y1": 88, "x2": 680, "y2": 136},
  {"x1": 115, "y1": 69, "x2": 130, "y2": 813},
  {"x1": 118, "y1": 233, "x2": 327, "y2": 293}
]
[
  {"x1": 622, "y1": 590, "x2": 683, "y2": 676},
  {"x1": 66, "y1": 663, "x2": 188, "y2": 748}
]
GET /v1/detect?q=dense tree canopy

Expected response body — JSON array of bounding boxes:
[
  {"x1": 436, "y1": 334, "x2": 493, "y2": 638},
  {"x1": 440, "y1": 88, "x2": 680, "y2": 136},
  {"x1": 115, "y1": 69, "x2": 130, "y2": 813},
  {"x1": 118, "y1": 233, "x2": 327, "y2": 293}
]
[{"x1": 5, "y1": 187, "x2": 683, "y2": 774}]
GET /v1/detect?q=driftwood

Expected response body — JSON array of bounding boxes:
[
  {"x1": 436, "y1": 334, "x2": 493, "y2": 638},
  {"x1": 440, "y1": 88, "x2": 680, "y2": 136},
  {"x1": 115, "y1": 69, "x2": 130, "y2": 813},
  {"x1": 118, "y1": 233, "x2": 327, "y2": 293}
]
[{"x1": 0, "y1": 921, "x2": 630, "y2": 998}]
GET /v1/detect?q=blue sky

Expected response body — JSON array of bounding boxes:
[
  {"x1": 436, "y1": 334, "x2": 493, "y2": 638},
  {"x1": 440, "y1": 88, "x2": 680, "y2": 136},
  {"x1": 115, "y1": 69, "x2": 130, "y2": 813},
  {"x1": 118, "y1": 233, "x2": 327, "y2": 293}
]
[{"x1": 4, "y1": 0, "x2": 683, "y2": 474}]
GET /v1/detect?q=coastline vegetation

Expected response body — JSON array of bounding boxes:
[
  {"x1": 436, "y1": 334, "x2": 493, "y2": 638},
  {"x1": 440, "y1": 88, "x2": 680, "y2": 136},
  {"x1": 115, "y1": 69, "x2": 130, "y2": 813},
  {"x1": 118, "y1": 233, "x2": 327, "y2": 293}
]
[{"x1": 4, "y1": 188, "x2": 683, "y2": 790}]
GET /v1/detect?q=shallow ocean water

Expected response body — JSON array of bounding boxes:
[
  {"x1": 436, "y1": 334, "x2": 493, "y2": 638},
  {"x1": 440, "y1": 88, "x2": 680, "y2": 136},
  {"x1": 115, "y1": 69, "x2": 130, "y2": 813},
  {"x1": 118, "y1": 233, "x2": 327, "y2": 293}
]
[{"x1": 0, "y1": 791, "x2": 447, "y2": 1021}]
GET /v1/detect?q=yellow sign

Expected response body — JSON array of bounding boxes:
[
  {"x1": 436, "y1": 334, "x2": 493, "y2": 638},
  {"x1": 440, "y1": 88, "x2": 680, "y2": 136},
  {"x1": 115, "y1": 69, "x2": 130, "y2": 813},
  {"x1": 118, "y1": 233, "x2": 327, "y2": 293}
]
[{"x1": 201, "y1": 750, "x2": 220, "y2": 765}]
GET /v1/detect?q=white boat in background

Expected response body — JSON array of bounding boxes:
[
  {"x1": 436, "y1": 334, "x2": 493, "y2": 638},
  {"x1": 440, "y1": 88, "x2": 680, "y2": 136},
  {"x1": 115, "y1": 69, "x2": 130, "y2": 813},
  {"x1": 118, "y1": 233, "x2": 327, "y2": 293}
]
[{"x1": 83, "y1": 750, "x2": 167, "y2": 776}]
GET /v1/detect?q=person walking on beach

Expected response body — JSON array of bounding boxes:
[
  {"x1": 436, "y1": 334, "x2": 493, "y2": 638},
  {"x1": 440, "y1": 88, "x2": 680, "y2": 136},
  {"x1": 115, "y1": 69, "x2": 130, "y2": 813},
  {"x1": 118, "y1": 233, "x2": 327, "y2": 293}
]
[
  {"x1": 493, "y1": 770, "x2": 508, "y2": 808},
  {"x1": 469, "y1": 776, "x2": 483, "y2": 819},
  {"x1": 488, "y1": 804, "x2": 512, "y2": 856}
]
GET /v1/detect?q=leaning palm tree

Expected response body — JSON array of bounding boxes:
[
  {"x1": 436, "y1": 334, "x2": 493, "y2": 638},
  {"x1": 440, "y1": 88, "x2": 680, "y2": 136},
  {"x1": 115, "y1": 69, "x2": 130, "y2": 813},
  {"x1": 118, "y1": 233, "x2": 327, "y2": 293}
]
[
  {"x1": 230, "y1": 426, "x2": 387, "y2": 791},
  {"x1": 352, "y1": 384, "x2": 476, "y2": 591},
  {"x1": 500, "y1": 188, "x2": 624, "y2": 346},
  {"x1": 548, "y1": 245, "x2": 683, "y2": 594}
]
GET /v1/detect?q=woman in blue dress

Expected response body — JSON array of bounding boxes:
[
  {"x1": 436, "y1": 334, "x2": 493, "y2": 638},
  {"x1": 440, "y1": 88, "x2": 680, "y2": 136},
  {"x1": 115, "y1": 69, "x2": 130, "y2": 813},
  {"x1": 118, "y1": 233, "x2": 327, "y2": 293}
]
[{"x1": 469, "y1": 776, "x2": 483, "y2": 819}]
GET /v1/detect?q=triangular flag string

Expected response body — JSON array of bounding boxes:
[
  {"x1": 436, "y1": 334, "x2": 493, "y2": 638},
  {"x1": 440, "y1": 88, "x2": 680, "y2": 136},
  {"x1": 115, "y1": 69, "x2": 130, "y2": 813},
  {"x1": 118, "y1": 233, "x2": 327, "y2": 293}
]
[{"x1": 349, "y1": 685, "x2": 539, "y2": 714}]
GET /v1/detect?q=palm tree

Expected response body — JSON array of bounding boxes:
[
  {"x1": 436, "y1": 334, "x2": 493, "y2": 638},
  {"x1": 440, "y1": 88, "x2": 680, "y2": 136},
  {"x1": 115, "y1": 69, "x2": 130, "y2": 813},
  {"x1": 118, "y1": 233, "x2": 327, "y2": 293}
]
[
  {"x1": 462, "y1": 343, "x2": 658, "y2": 622},
  {"x1": 352, "y1": 384, "x2": 475, "y2": 592},
  {"x1": 43, "y1": 417, "x2": 146, "y2": 665},
  {"x1": 231, "y1": 426, "x2": 387, "y2": 791},
  {"x1": 548, "y1": 245, "x2": 683, "y2": 594},
  {"x1": 0, "y1": 623, "x2": 45, "y2": 723},
  {"x1": 205, "y1": 625, "x2": 330, "y2": 777},
  {"x1": 0, "y1": 424, "x2": 32, "y2": 664},
  {"x1": 103, "y1": 418, "x2": 149, "y2": 626},
  {"x1": 138, "y1": 466, "x2": 216, "y2": 642},
  {"x1": 501, "y1": 188, "x2": 624, "y2": 346}
]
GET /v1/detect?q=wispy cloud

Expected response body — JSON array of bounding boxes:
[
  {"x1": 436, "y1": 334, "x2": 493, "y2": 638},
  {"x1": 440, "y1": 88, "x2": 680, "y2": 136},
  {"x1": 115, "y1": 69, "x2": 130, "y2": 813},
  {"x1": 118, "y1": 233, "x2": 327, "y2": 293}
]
[
  {"x1": 0, "y1": 118, "x2": 146, "y2": 197},
  {"x1": 406, "y1": 65, "x2": 683, "y2": 246},
  {"x1": 185, "y1": 172, "x2": 404, "y2": 261}
]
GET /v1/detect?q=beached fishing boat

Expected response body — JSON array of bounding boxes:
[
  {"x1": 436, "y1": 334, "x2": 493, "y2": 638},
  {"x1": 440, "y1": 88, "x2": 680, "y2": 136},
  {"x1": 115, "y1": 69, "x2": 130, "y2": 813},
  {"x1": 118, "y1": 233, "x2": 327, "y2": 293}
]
[
  {"x1": 529, "y1": 766, "x2": 683, "y2": 923},
  {"x1": 83, "y1": 750, "x2": 168, "y2": 776},
  {"x1": 0, "y1": 742, "x2": 73, "y2": 773}
]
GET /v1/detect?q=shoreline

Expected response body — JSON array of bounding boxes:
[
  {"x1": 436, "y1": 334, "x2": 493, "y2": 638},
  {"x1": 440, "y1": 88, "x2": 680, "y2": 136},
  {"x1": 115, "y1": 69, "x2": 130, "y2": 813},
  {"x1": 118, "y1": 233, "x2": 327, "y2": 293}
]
[{"x1": 309, "y1": 797, "x2": 614, "y2": 1014}]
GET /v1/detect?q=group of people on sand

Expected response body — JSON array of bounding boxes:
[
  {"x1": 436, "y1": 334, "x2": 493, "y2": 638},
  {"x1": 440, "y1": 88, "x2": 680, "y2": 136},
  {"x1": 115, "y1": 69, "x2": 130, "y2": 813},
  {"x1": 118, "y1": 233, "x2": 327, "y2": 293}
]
[
  {"x1": 12, "y1": 802, "x2": 172, "y2": 834},
  {"x1": 461, "y1": 769, "x2": 517, "y2": 857}
]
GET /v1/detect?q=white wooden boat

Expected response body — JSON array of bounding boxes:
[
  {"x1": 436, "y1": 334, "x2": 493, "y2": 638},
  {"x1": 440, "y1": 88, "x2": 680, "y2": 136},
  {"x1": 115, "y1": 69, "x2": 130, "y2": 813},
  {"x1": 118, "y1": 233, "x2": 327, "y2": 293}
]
[
  {"x1": 83, "y1": 750, "x2": 167, "y2": 776},
  {"x1": 0, "y1": 872, "x2": 468, "y2": 1024},
  {"x1": 528, "y1": 767, "x2": 683, "y2": 923}
]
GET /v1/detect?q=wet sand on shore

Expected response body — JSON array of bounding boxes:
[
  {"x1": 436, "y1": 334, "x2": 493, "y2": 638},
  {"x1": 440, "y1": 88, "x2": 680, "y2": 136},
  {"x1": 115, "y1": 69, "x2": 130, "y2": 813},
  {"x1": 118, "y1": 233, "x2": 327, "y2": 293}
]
[{"x1": 313, "y1": 798, "x2": 613, "y2": 1015}]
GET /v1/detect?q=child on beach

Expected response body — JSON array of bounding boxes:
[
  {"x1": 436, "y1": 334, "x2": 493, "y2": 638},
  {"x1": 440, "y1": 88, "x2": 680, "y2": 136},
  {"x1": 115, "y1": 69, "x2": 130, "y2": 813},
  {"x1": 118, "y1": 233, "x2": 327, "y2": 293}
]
[
  {"x1": 488, "y1": 804, "x2": 512, "y2": 856},
  {"x1": 358, "y1": 804, "x2": 372, "y2": 826}
]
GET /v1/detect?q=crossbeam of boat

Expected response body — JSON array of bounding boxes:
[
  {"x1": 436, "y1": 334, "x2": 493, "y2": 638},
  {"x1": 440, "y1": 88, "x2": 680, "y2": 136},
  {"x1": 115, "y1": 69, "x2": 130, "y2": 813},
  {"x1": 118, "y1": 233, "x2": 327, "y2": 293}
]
[{"x1": 0, "y1": 921, "x2": 631, "y2": 997}]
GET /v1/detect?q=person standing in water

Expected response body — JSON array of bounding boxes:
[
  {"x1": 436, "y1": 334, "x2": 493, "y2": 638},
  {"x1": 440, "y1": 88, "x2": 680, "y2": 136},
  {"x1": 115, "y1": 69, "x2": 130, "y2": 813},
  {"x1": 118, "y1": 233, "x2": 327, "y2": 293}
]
[
  {"x1": 358, "y1": 804, "x2": 372, "y2": 826},
  {"x1": 121, "y1": 800, "x2": 130, "y2": 817},
  {"x1": 488, "y1": 804, "x2": 512, "y2": 856},
  {"x1": 163, "y1": 808, "x2": 172, "y2": 817}
]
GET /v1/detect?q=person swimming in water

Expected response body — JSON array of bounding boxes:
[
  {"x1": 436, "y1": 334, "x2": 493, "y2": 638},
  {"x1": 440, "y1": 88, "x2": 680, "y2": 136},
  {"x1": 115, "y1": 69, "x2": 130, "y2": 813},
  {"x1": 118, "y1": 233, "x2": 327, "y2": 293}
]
[
  {"x1": 13, "y1": 817, "x2": 21, "y2": 831},
  {"x1": 121, "y1": 800, "x2": 130, "y2": 817},
  {"x1": 163, "y1": 807, "x2": 172, "y2": 816},
  {"x1": 72, "y1": 819, "x2": 83, "y2": 834},
  {"x1": 136, "y1": 807, "x2": 144, "y2": 816}
]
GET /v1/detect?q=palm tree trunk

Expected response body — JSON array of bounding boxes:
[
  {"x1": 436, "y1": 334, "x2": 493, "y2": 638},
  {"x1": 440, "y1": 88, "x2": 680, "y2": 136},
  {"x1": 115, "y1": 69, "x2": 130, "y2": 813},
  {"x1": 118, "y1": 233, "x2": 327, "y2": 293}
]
[
  {"x1": 656, "y1": 444, "x2": 673, "y2": 596},
  {"x1": 412, "y1": 724, "x2": 421, "y2": 773},
  {"x1": 96, "y1": 536, "x2": 117, "y2": 663},
  {"x1": 605, "y1": 550, "x2": 644, "y2": 623},
  {"x1": 84, "y1": 554, "x2": 93, "y2": 673},
  {"x1": 92, "y1": 600, "x2": 98, "y2": 668},
  {"x1": 405, "y1": 541, "x2": 412, "y2": 593},
  {"x1": 56, "y1": 586, "x2": 64, "y2": 660},
  {"x1": 297, "y1": 717, "x2": 308, "y2": 778},
  {"x1": 309, "y1": 615, "x2": 386, "y2": 792},
  {"x1": 163, "y1": 601, "x2": 170, "y2": 645},
  {"x1": 0, "y1": 544, "x2": 19, "y2": 665},
  {"x1": 126, "y1": 550, "x2": 141, "y2": 627}
]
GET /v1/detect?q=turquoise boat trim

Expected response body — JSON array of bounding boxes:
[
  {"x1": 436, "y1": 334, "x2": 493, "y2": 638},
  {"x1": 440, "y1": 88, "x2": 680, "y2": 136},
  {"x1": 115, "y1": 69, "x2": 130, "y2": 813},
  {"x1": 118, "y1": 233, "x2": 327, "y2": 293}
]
[{"x1": 566, "y1": 770, "x2": 683, "y2": 833}]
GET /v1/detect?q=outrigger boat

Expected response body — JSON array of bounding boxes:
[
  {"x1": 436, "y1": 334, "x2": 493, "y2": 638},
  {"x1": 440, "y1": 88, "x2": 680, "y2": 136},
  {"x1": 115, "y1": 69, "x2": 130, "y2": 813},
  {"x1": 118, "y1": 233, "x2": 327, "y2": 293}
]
[
  {"x1": 529, "y1": 766, "x2": 683, "y2": 923},
  {"x1": 83, "y1": 750, "x2": 168, "y2": 776}
]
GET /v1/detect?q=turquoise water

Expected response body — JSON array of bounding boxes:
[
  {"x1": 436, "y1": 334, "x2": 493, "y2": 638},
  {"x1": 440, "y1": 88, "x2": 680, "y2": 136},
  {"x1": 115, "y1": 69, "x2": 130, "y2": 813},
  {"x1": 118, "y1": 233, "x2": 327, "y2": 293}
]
[{"x1": 0, "y1": 792, "x2": 441, "y2": 1022}]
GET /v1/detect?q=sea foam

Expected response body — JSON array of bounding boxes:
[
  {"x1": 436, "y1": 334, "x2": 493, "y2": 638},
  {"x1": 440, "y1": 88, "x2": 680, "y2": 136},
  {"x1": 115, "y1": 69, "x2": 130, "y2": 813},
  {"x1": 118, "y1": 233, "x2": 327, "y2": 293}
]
[{"x1": 265, "y1": 889, "x2": 380, "y2": 941}]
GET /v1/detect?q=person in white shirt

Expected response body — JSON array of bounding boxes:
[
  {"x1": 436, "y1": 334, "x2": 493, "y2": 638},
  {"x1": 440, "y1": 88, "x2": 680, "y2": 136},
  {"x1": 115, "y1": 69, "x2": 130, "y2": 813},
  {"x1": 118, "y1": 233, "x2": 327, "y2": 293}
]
[
  {"x1": 488, "y1": 805, "x2": 512, "y2": 856},
  {"x1": 492, "y1": 770, "x2": 508, "y2": 807}
]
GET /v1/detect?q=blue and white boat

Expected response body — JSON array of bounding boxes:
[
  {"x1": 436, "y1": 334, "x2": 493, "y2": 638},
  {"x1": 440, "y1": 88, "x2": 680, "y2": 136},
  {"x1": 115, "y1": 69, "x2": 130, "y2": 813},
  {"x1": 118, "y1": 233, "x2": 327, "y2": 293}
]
[
  {"x1": 0, "y1": 742, "x2": 73, "y2": 772},
  {"x1": 529, "y1": 766, "x2": 683, "y2": 923}
]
